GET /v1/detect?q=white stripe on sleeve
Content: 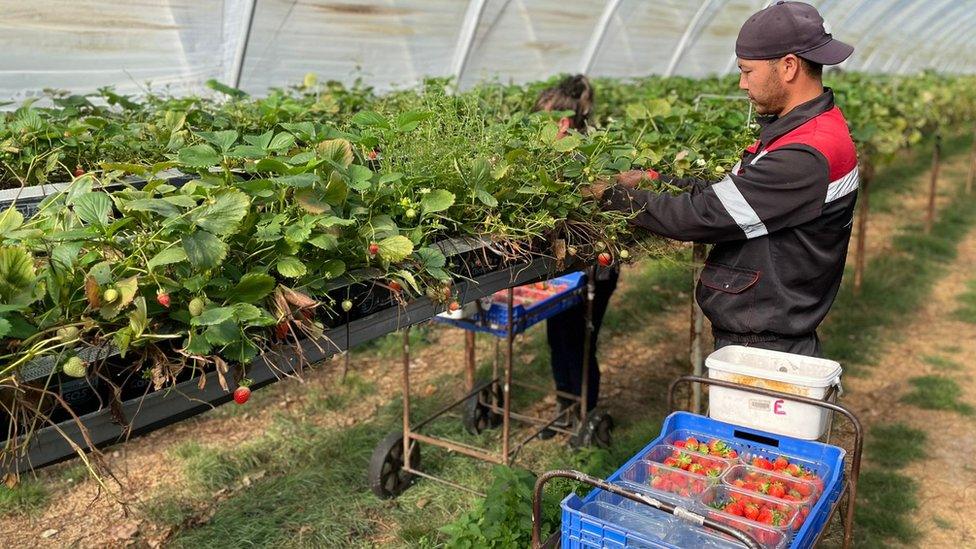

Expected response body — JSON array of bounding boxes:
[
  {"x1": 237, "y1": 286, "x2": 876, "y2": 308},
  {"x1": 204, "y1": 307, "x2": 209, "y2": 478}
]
[
  {"x1": 824, "y1": 166, "x2": 859, "y2": 203},
  {"x1": 712, "y1": 176, "x2": 769, "y2": 239}
]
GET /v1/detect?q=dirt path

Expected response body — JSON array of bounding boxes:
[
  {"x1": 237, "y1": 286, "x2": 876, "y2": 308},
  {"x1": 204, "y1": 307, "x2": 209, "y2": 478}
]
[{"x1": 842, "y1": 226, "x2": 976, "y2": 545}]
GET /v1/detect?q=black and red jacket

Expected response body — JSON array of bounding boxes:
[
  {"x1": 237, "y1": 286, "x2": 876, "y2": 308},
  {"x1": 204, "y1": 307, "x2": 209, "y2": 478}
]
[{"x1": 603, "y1": 89, "x2": 858, "y2": 341}]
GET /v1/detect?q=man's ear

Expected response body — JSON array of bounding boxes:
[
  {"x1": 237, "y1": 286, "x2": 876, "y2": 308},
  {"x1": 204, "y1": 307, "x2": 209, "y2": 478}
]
[{"x1": 782, "y1": 54, "x2": 801, "y2": 82}]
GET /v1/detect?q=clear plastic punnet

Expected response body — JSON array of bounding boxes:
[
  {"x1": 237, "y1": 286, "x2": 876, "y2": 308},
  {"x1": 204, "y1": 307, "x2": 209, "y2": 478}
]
[
  {"x1": 697, "y1": 485, "x2": 800, "y2": 549},
  {"x1": 617, "y1": 459, "x2": 720, "y2": 505},
  {"x1": 642, "y1": 444, "x2": 734, "y2": 478}
]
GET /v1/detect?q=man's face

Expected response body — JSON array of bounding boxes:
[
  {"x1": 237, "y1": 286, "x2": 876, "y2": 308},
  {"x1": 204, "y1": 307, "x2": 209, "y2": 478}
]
[{"x1": 738, "y1": 58, "x2": 789, "y2": 116}]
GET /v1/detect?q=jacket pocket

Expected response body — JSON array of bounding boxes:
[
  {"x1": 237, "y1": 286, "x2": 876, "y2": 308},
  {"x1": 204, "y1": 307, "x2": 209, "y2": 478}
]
[
  {"x1": 696, "y1": 263, "x2": 762, "y2": 334},
  {"x1": 699, "y1": 263, "x2": 760, "y2": 294}
]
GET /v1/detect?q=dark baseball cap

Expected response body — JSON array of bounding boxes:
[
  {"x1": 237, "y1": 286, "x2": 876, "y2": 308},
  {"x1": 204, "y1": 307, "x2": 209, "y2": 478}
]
[{"x1": 736, "y1": 1, "x2": 853, "y2": 65}]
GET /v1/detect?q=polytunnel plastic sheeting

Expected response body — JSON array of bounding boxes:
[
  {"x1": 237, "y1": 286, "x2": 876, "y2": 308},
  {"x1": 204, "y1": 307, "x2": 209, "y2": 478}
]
[
  {"x1": 454, "y1": 0, "x2": 606, "y2": 89},
  {"x1": 0, "y1": 0, "x2": 243, "y2": 102},
  {"x1": 2, "y1": 0, "x2": 976, "y2": 102},
  {"x1": 238, "y1": 0, "x2": 470, "y2": 94}
]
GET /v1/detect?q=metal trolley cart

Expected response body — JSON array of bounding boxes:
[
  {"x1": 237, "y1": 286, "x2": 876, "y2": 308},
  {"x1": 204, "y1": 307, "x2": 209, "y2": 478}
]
[
  {"x1": 368, "y1": 268, "x2": 614, "y2": 498},
  {"x1": 531, "y1": 375, "x2": 863, "y2": 549}
]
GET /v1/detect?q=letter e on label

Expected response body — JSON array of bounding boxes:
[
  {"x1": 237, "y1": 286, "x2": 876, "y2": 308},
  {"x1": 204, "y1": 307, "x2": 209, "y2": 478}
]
[{"x1": 773, "y1": 399, "x2": 786, "y2": 415}]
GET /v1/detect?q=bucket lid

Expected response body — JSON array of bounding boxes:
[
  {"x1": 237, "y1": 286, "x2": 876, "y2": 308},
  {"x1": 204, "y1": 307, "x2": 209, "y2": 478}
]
[{"x1": 705, "y1": 345, "x2": 841, "y2": 388}]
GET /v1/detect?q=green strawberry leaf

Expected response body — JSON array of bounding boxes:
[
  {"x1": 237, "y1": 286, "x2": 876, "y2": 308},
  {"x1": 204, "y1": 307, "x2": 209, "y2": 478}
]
[
  {"x1": 276, "y1": 256, "x2": 307, "y2": 278},
  {"x1": 178, "y1": 144, "x2": 221, "y2": 168},
  {"x1": 182, "y1": 230, "x2": 228, "y2": 269},
  {"x1": 421, "y1": 189, "x2": 455, "y2": 213},
  {"x1": 230, "y1": 273, "x2": 276, "y2": 303}
]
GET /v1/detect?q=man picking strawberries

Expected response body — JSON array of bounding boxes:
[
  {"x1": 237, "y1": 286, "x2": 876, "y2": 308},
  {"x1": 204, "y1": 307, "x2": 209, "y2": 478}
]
[{"x1": 590, "y1": 1, "x2": 857, "y2": 357}]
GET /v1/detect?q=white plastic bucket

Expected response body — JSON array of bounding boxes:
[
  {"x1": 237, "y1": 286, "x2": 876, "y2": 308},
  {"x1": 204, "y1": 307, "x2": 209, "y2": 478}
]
[{"x1": 705, "y1": 345, "x2": 842, "y2": 440}]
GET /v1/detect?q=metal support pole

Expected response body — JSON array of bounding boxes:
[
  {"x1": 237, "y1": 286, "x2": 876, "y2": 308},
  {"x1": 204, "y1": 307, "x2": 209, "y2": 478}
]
[
  {"x1": 464, "y1": 331, "x2": 476, "y2": 392},
  {"x1": 925, "y1": 134, "x2": 942, "y2": 234},
  {"x1": 690, "y1": 244, "x2": 706, "y2": 412},
  {"x1": 230, "y1": 0, "x2": 259, "y2": 90},
  {"x1": 450, "y1": 0, "x2": 490, "y2": 87},
  {"x1": 967, "y1": 125, "x2": 976, "y2": 195},
  {"x1": 401, "y1": 328, "x2": 412, "y2": 474},
  {"x1": 501, "y1": 287, "x2": 514, "y2": 465},
  {"x1": 852, "y1": 161, "x2": 872, "y2": 297},
  {"x1": 579, "y1": 267, "x2": 596, "y2": 426},
  {"x1": 578, "y1": 0, "x2": 624, "y2": 74}
]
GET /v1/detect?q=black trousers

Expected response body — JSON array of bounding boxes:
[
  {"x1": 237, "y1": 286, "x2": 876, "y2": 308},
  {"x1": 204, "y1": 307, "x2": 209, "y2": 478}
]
[
  {"x1": 714, "y1": 332, "x2": 823, "y2": 358},
  {"x1": 546, "y1": 270, "x2": 619, "y2": 411}
]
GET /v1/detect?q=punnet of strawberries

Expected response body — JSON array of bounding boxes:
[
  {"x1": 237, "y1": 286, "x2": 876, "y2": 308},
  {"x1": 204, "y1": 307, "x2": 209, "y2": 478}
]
[
  {"x1": 725, "y1": 465, "x2": 818, "y2": 505},
  {"x1": 744, "y1": 454, "x2": 826, "y2": 493},
  {"x1": 672, "y1": 436, "x2": 739, "y2": 460},
  {"x1": 650, "y1": 445, "x2": 728, "y2": 478},
  {"x1": 645, "y1": 463, "x2": 717, "y2": 499}
]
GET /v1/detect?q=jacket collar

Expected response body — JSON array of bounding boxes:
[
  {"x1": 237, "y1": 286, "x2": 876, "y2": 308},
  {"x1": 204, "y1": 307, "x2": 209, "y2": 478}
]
[{"x1": 756, "y1": 88, "x2": 835, "y2": 148}]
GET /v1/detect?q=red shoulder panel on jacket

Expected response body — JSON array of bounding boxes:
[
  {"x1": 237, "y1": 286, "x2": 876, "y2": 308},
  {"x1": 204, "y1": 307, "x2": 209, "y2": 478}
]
[{"x1": 765, "y1": 107, "x2": 858, "y2": 181}]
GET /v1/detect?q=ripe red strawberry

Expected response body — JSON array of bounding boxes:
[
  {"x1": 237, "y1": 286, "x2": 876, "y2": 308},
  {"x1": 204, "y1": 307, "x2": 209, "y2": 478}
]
[
  {"x1": 757, "y1": 507, "x2": 774, "y2": 524},
  {"x1": 233, "y1": 386, "x2": 251, "y2": 404},
  {"x1": 727, "y1": 449, "x2": 738, "y2": 459},
  {"x1": 773, "y1": 456, "x2": 789, "y2": 470},
  {"x1": 663, "y1": 457, "x2": 679, "y2": 468},
  {"x1": 769, "y1": 482, "x2": 786, "y2": 499},
  {"x1": 796, "y1": 482, "x2": 814, "y2": 497},
  {"x1": 725, "y1": 501, "x2": 744, "y2": 516},
  {"x1": 673, "y1": 440, "x2": 687, "y2": 448},
  {"x1": 448, "y1": 301, "x2": 460, "y2": 312},
  {"x1": 688, "y1": 463, "x2": 704, "y2": 475},
  {"x1": 650, "y1": 475, "x2": 666, "y2": 489},
  {"x1": 685, "y1": 437, "x2": 700, "y2": 451},
  {"x1": 743, "y1": 503, "x2": 760, "y2": 521},
  {"x1": 275, "y1": 321, "x2": 290, "y2": 339},
  {"x1": 708, "y1": 439, "x2": 728, "y2": 456},
  {"x1": 368, "y1": 242, "x2": 380, "y2": 255},
  {"x1": 733, "y1": 478, "x2": 747, "y2": 489},
  {"x1": 73, "y1": 166, "x2": 85, "y2": 178},
  {"x1": 156, "y1": 291, "x2": 171, "y2": 308},
  {"x1": 367, "y1": 149, "x2": 379, "y2": 160},
  {"x1": 597, "y1": 252, "x2": 612, "y2": 266},
  {"x1": 785, "y1": 463, "x2": 802, "y2": 477},
  {"x1": 388, "y1": 281, "x2": 402, "y2": 294},
  {"x1": 753, "y1": 457, "x2": 774, "y2": 470}
]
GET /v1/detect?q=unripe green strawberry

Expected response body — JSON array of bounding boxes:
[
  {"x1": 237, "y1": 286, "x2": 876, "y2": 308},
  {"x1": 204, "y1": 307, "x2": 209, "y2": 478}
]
[
  {"x1": 188, "y1": 297, "x2": 205, "y2": 317},
  {"x1": 405, "y1": 208, "x2": 416, "y2": 219},
  {"x1": 341, "y1": 299, "x2": 353, "y2": 312},
  {"x1": 619, "y1": 249, "x2": 630, "y2": 259},
  {"x1": 103, "y1": 288, "x2": 119, "y2": 303},
  {"x1": 57, "y1": 326, "x2": 80, "y2": 342},
  {"x1": 62, "y1": 356, "x2": 87, "y2": 378}
]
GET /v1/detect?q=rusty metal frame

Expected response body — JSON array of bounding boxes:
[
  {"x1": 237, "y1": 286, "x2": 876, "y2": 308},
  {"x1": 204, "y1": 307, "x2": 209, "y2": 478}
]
[{"x1": 394, "y1": 268, "x2": 598, "y2": 494}]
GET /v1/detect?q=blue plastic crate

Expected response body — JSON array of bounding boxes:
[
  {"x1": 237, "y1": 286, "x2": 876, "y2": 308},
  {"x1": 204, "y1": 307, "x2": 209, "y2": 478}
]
[
  {"x1": 433, "y1": 271, "x2": 585, "y2": 337},
  {"x1": 561, "y1": 412, "x2": 846, "y2": 548}
]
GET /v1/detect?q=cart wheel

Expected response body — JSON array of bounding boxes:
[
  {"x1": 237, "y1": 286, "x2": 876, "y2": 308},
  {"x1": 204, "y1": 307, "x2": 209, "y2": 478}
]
[
  {"x1": 570, "y1": 411, "x2": 614, "y2": 449},
  {"x1": 368, "y1": 431, "x2": 421, "y2": 499},
  {"x1": 462, "y1": 380, "x2": 503, "y2": 435}
]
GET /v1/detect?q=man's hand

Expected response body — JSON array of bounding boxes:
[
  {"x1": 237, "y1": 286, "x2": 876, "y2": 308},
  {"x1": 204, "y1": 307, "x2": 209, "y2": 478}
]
[
  {"x1": 581, "y1": 169, "x2": 660, "y2": 202},
  {"x1": 580, "y1": 179, "x2": 610, "y2": 201},
  {"x1": 615, "y1": 169, "x2": 660, "y2": 188}
]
